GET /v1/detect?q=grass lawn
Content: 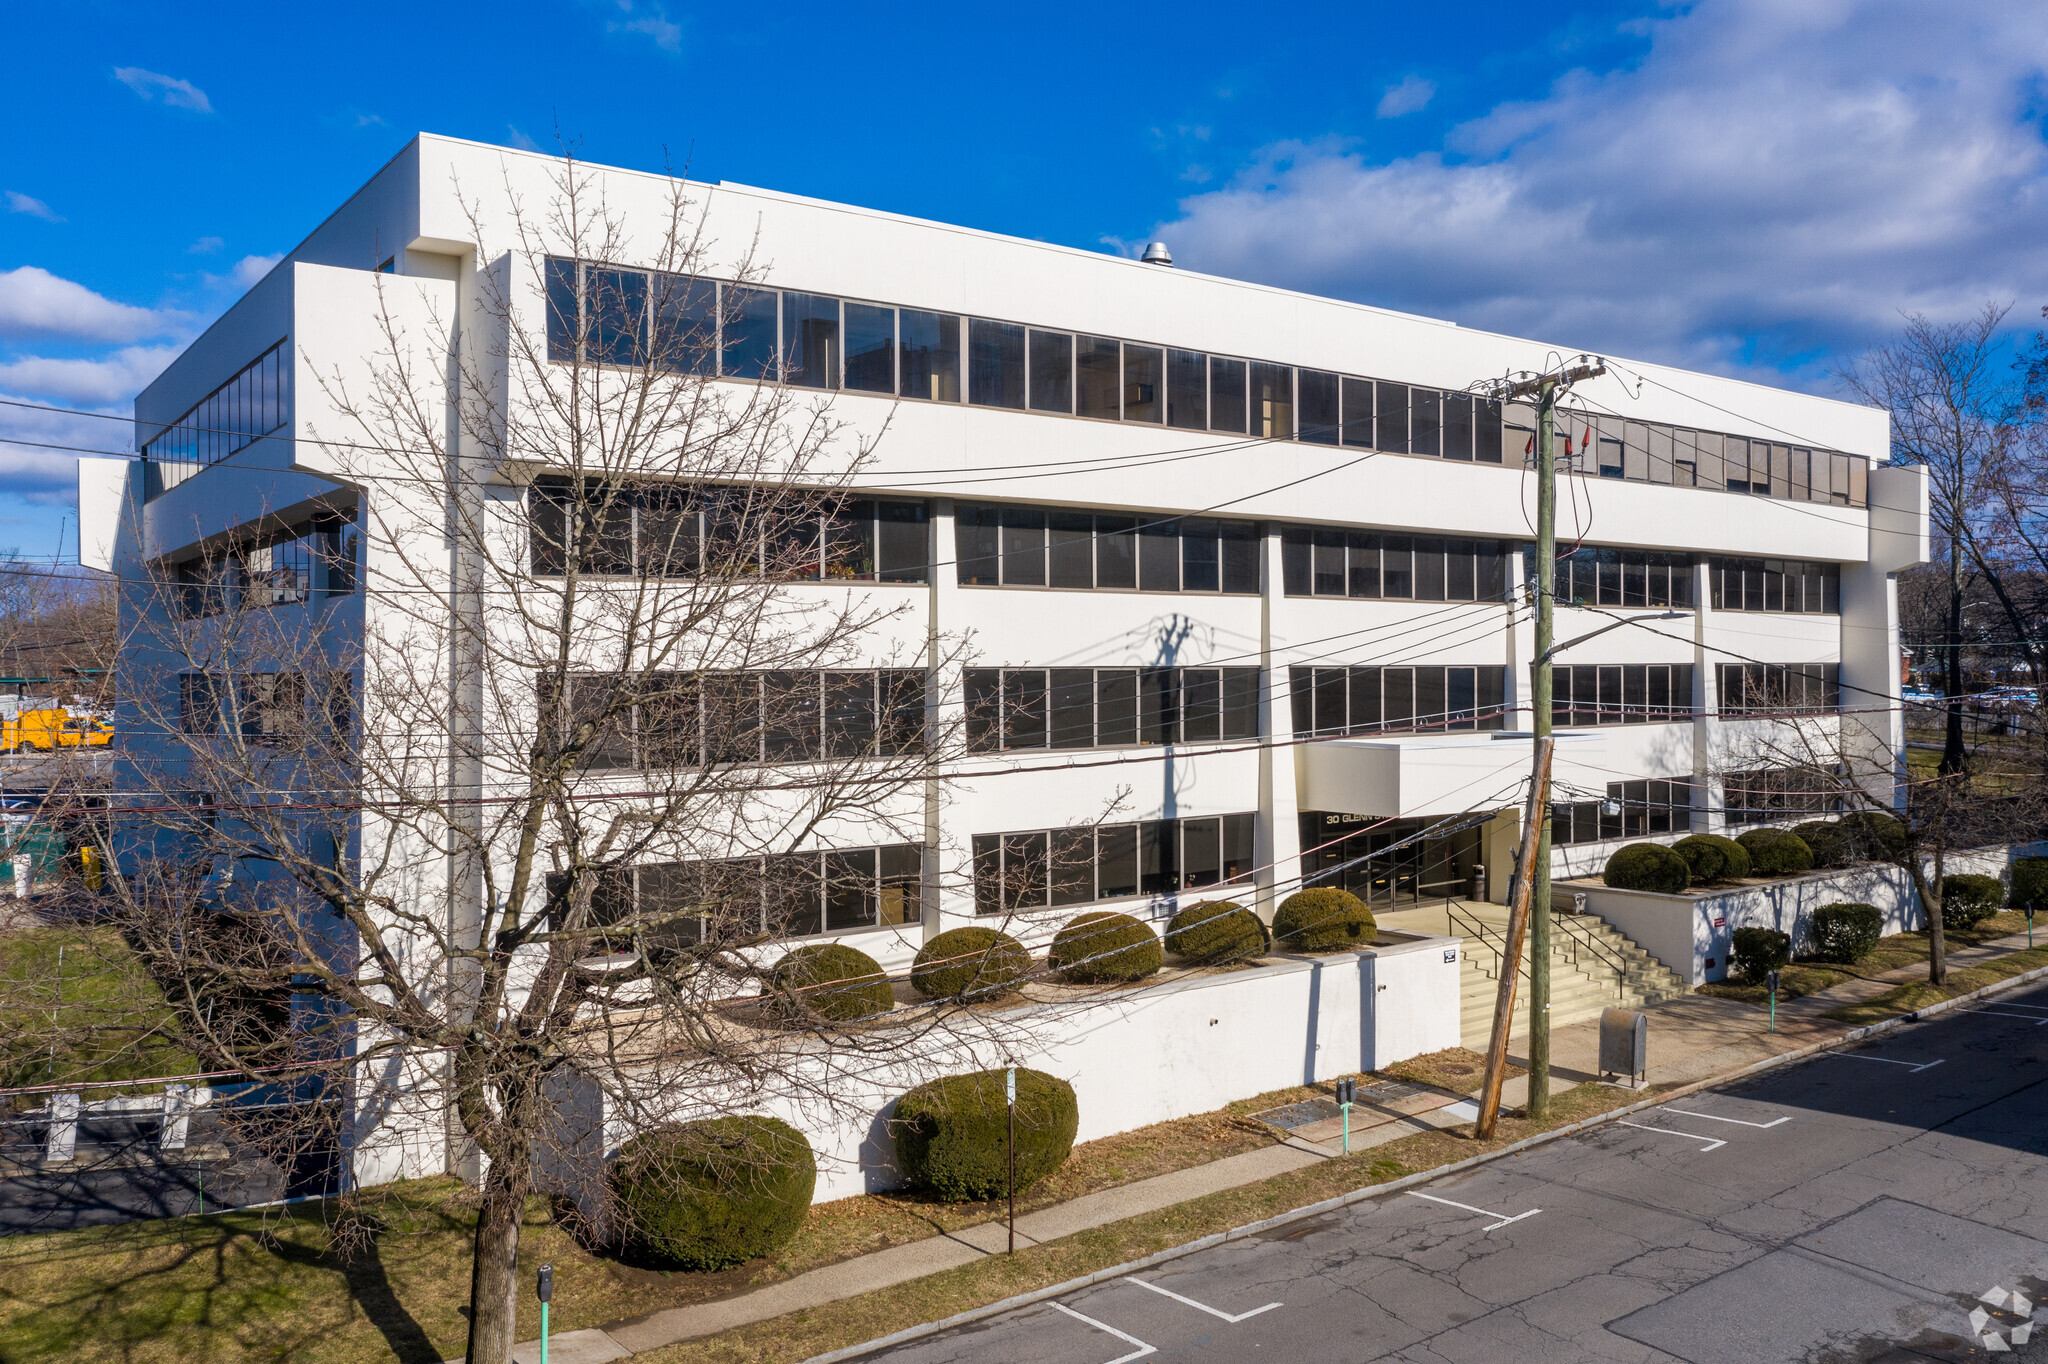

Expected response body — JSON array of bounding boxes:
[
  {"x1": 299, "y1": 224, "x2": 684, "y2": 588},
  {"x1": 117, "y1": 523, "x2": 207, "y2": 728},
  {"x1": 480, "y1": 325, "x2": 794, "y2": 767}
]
[
  {"x1": 1823, "y1": 944, "x2": 2048, "y2": 1025},
  {"x1": 0, "y1": 926, "x2": 198, "y2": 1094},
  {"x1": 0, "y1": 1061, "x2": 1494, "y2": 1363},
  {"x1": 1697, "y1": 910, "x2": 2036, "y2": 1006}
]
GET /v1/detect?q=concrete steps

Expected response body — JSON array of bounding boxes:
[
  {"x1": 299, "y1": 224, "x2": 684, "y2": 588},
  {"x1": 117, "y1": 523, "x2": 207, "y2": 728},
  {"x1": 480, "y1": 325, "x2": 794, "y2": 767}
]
[{"x1": 1454, "y1": 906, "x2": 1689, "y2": 1050}]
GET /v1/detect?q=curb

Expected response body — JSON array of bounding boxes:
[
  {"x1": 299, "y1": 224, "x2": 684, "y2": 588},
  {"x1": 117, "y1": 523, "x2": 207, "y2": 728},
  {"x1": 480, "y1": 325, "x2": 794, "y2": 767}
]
[{"x1": 803, "y1": 958, "x2": 2048, "y2": 1364}]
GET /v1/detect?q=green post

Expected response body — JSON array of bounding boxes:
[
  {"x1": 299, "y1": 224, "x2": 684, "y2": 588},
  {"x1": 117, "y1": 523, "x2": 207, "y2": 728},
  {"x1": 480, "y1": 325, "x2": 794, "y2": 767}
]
[
  {"x1": 537, "y1": 1263, "x2": 554, "y2": 1364},
  {"x1": 1342, "y1": 1103, "x2": 1351, "y2": 1154},
  {"x1": 541, "y1": 1303, "x2": 549, "y2": 1364}
]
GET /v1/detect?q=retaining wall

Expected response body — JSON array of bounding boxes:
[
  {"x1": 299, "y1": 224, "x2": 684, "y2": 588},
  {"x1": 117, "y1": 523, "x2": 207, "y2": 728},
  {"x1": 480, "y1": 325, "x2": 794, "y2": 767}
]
[{"x1": 1571, "y1": 844, "x2": 2023, "y2": 985}]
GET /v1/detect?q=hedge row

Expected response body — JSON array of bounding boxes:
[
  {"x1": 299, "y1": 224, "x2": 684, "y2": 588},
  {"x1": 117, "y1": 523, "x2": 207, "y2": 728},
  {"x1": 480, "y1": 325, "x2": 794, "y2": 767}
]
[{"x1": 1604, "y1": 811, "x2": 1917, "y2": 889}]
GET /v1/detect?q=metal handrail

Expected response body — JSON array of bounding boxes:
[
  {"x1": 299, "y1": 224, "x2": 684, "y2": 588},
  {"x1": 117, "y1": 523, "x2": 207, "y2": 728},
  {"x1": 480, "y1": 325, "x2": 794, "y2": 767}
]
[
  {"x1": 1553, "y1": 909, "x2": 1631, "y2": 995},
  {"x1": 1446, "y1": 903, "x2": 1527, "y2": 980}
]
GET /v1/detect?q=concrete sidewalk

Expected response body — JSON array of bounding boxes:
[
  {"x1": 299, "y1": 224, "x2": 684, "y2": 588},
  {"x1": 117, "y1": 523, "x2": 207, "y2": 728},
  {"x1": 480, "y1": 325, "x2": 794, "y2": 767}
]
[{"x1": 473, "y1": 927, "x2": 2044, "y2": 1364}]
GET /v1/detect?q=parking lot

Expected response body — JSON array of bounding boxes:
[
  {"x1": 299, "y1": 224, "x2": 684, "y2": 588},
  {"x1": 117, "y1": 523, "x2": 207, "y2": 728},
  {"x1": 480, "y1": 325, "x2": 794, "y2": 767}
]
[{"x1": 869, "y1": 981, "x2": 2048, "y2": 1363}]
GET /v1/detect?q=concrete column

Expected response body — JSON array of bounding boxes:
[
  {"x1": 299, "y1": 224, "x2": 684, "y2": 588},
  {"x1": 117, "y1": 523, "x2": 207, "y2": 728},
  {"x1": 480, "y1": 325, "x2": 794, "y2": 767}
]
[
  {"x1": 1255, "y1": 523, "x2": 1301, "y2": 923},
  {"x1": 1849, "y1": 465, "x2": 1929, "y2": 811},
  {"x1": 925, "y1": 498, "x2": 974, "y2": 936},
  {"x1": 1505, "y1": 546, "x2": 1531, "y2": 730},
  {"x1": 1692, "y1": 559, "x2": 1718, "y2": 833}
]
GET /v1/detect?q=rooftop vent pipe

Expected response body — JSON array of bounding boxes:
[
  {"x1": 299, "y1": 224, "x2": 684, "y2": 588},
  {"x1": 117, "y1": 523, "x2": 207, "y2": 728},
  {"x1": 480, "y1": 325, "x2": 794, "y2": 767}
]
[{"x1": 1140, "y1": 241, "x2": 1173, "y2": 266}]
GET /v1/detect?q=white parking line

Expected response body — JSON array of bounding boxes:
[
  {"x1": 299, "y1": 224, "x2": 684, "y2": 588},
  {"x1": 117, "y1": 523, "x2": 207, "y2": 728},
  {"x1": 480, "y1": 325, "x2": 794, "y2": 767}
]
[
  {"x1": 1614, "y1": 1120, "x2": 1727, "y2": 1152},
  {"x1": 1130, "y1": 1277, "x2": 1282, "y2": 1322},
  {"x1": 1837, "y1": 1053, "x2": 1946, "y2": 1073},
  {"x1": 1050, "y1": 1302, "x2": 1156, "y2": 1363},
  {"x1": 1981, "y1": 1001, "x2": 2048, "y2": 1014},
  {"x1": 1406, "y1": 1190, "x2": 1543, "y2": 1230},
  {"x1": 1963, "y1": 1008, "x2": 2048, "y2": 1025},
  {"x1": 1660, "y1": 1107, "x2": 1792, "y2": 1129}
]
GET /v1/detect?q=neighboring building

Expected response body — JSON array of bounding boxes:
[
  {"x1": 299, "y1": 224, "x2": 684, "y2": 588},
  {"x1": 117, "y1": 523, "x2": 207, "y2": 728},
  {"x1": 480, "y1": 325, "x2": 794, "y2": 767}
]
[{"x1": 80, "y1": 134, "x2": 1928, "y2": 1179}]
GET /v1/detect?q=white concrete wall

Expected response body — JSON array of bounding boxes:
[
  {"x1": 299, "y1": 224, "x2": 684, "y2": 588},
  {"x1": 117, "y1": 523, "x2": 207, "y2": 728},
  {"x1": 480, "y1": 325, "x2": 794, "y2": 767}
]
[
  {"x1": 1576, "y1": 845, "x2": 2014, "y2": 984},
  {"x1": 572, "y1": 932, "x2": 1462, "y2": 1206}
]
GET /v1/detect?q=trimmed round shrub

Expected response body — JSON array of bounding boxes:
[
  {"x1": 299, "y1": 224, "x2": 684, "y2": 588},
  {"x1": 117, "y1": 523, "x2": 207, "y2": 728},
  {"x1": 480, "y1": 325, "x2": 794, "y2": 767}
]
[
  {"x1": 1791, "y1": 820, "x2": 1849, "y2": 870},
  {"x1": 608, "y1": 1115, "x2": 816, "y2": 1270},
  {"x1": 1809, "y1": 902, "x2": 1883, "y2": 963},
  {"x1": 2012, "y1": 857, "x2": 2048, "y2": 914},
  {"x1": 911, "y1": 927, "x2": 1031, "y2": 1001},
  {"x1": 1047, "y1": 911, "x2": 1162, "y2": 983},
  {"x1": 1837, "y1": 810, "x2": 1908, "y2": 864},
  {"x1": 1939, "y1": 873, "x2": 2004, "y2": 930},
  {"x1": 1674, "y1": 834, "x2": 1750, "y2": 883},
  {"x1": 1271, "y1": 887, "x2": 1378, "y2": 953},
  {"x1": 893, "y1": 1068, "x2": 1079, "y2": 1202},
  {"x1": 1602, "y1": 842, "x2": 1691, "y2": 894},
  {"x1": 1730, "y1": 927, "x2": 1792, "y2": 984},
  {"x1": 770, "y1": 943, "x2": 894, "y2": 1022},
  {"x1": 1164, "y1": 900, "x2": 1268, "y2": 964},
  {"x1": 1736, "y1": 829, "x2": 1814, "y2": 877}
]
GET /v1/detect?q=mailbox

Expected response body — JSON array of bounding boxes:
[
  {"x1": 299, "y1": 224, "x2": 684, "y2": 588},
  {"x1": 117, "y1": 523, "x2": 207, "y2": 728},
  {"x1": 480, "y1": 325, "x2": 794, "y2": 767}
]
[{"x1": 1600, "y1": 1007, "x2": 1647, "y2": 1088}]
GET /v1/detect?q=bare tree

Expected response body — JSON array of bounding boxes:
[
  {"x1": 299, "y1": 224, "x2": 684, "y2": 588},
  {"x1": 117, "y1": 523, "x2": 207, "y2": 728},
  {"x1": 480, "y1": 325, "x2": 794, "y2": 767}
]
[
  {"x1": 85, "y1": 155, "x2": 1059, "y2": 1364},
  {"x1": 1843, "y1": 305, "x2": 2022, "y2": 772},
  {"x1": 1716, "y1": 685, "x2": 2046, "y2": 985}
]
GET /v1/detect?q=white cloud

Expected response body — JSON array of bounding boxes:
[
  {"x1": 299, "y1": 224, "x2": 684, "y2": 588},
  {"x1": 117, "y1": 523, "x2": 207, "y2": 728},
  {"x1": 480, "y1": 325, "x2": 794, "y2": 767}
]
[
  {"x1": 112, "y1": 66, "x2": 213, "y2": 114},
  {"x1": 1377, "y1": 75, "x2": 1436, "y2": 119},
  {"x1": 6, "y1": 192, "x2": 63, "y2": 222},
  {"x1": 607, "y1": 0, "x2": 682, "y2": 52},
  {"x1": 188, "y1": 235, "x2": 224, "y2": 254},
  {"x1": 0, "y1": 346, "x2": 180, "y2": 407},
  {"x1": 506, "y1": 125, "x2": 543, "y2": 153},
  {"x1": 1154, "y1": 0, "x2": 2048, "y2": 378},
  {"x1": 0, "y1": 390, "x2": 127, "y2": 502},
  {"x1": 229, "y1": 253, "x2": 282, "y2": 289},
  {"x1": 0, "y1": 266, "x2": 185, "y2": 343}
]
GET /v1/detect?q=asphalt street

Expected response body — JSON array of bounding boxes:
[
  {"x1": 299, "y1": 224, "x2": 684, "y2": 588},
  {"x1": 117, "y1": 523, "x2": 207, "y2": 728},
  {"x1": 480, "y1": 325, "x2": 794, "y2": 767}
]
[{"x1": 871, "y1": 979, "x2": 2048, "y2": 1364}]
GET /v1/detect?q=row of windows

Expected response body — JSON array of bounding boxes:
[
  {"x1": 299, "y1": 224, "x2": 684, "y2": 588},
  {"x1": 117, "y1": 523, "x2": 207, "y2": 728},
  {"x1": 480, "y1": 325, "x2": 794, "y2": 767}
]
[
  {"x1": 1543, "y1": 546, "x2": 1699, "y2": 611},
  {"x1": 1550, "y1": 664, "x2": 1698, "y2": 726},
  {"x1": 1552, "y1": 780, "x2": 1697, "y2": 845},
  {"x1": 529, "y1": 479, "x2": 930, "y2": 583},
  {"x1": 972, "y1": 812, "x2": 1256, "y2": 915},
  {"x1": 178, "y1": 671, "x2": 352, "y2": 742},
  {"x1": 955, "y1": 505, "x2": 1260, "y2": 593},
  {"x1": 1551, "y1": 414, "x2": 1868, "y2": 507},
  {"x1": 538, "y1": 258, "x2": 1868, "y2": 506},
  {"x1": 1283, "y1": 529, "x2": 1510, "y2": 602},
  {"x1": 552, "y1": 670, "x2": 925, "y2": 769},
  {"x1": 171, "y1": 513, "x2": 360, "y2": 618},
  {"x1": 1715, "y1": 663, "x2": 1843, "y2": 716},
  {"x1": 963, "y1": 667, "x2": 1261, "y2": 752},
  {"x1": 563, "y1": 844, "x2": 925, "y2": 944},
  {"x1": 140, "y1": 339, "x2": 291, "y2": 497},
  {"x1": 1708, "y1": 558, "x2": 1841, "y2": 614},
  {"x1": 1721, "y1": 767, "x2": 1835, "y2": 825},
  {"x1": 1288, "y1": 666, "x2": 1510, "y2": 736}
]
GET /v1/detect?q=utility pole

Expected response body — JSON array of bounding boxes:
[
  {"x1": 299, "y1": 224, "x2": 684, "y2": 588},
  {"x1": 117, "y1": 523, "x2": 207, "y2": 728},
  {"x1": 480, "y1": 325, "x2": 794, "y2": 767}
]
[{"x1": 1486, "y1": 356, "x2": 1605, "y2": 1124}]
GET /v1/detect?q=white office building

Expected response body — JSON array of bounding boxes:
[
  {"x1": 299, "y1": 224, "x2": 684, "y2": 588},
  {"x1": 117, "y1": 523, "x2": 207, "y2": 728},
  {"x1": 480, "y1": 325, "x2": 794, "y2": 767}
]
[{"x1": 81, "y1": 135, "x2": 1926, "y2": 1180}]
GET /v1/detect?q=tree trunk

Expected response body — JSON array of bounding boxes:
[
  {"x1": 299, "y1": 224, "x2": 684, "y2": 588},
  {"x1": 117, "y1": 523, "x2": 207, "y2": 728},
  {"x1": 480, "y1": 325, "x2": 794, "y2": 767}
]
[
  {"x1": 464, "y1": 1159, "x2": 528, "y2": 1364},
  {"x1": 1913, "y1": 846, "x2": 1948, "y2": 987},
  {"x1": 1943, "y1": 550, "x2": 1967, "y2": 775}
]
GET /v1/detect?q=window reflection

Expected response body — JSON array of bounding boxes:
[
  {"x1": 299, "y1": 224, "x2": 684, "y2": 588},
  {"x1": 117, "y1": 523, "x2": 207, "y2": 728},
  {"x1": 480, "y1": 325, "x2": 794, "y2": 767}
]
[{"x1": 900, "y1": 309, "x2": 960, "y2": 401}]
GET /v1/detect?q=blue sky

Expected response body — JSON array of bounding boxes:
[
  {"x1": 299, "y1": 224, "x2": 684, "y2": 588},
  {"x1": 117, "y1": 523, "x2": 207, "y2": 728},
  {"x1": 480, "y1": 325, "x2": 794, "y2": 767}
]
[{"x1": 6, "y1": 0, "x2": 2048, "y2": 561}]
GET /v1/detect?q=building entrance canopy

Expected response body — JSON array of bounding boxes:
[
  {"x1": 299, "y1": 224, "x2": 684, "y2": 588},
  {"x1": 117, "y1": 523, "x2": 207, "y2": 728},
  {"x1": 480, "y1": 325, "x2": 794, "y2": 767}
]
[{"x1": 1296, "y1": 731, "x2": 1611, "y2": 822}]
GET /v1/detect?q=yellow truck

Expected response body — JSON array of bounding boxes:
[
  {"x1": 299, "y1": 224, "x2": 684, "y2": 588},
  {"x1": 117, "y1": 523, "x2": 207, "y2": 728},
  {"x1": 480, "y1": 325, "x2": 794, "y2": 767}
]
[{"x1": 1, "y1": 706, "x2": 113, "y2": 753}]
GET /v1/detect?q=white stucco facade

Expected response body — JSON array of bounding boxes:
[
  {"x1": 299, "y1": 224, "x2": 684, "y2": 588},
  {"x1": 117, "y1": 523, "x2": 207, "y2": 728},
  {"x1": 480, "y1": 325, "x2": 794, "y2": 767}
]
[{"x1": 85, "y1": 134, "x2": 1926, "y2": 1186}]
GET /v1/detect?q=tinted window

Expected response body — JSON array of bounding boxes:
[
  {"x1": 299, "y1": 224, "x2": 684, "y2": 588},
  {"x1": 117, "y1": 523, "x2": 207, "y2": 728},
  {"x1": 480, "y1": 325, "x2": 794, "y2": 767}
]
[
  {"x1": 969, "y1": 319, "x2": 1026, "y2": 408},
  {"x1": 1341, "y1": 377, "x2": 1373, "y2": 446},
  {"x1": 1250, "y1": 362, "x2": 1293, "y2": 438},
  {"x1": 1298, "y1": 369, "x2": 1339, "y2": 446},
  {"x1": 844, "y1": 302, "x2": 895, "y2": 393},
  {"x1": 1209, "y1": 356, "x2": 1247, "y2": 433},
  {"x1": 1029, "y1": 330, "x2": 1073, "y2": 412},
  {"x1": 1077, "y1": 336, "x2": 1121, "y2": 418},
  {"x1": 722, "y1": 286, "x2": 779, "y2": 379},
  {"x1": 900, "y1": 309, "x2": 960, "y2": 401},
  {"x1": 546, "y1": 257, "x2": 579, "y2": 362},
  {"x1": 1123, "y1": 344, "x2": 1163, "y2": 422},
  {"x1": 650, "y1": 274, "x2": 717, "y2": 375},
  {"x1": 589, "y1": 268, "x2": 647, "y2": 367},
  {"x1": 783, "y1": 293, "x2": 840, "y2": 389},
  {"x1": 1167, "y1": 349, "x2": 1207, "y2": 429},
  {"x1": 1375, "y1": 381, "x2": 1408, "y2": 452}
]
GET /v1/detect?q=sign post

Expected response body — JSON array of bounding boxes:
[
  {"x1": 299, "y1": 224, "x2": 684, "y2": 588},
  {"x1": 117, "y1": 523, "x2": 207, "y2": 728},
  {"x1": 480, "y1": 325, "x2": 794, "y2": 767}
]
[
  {"x1": 1006, "y1": 1067, "x2": 1017, "y2": 1255},
  {"x1": 1336, "y1": 1076, "x2": 1357, "y2": 1154},
  {"x1": 537, "y1": 1263, "x2": 553, "y2": 1364}
]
